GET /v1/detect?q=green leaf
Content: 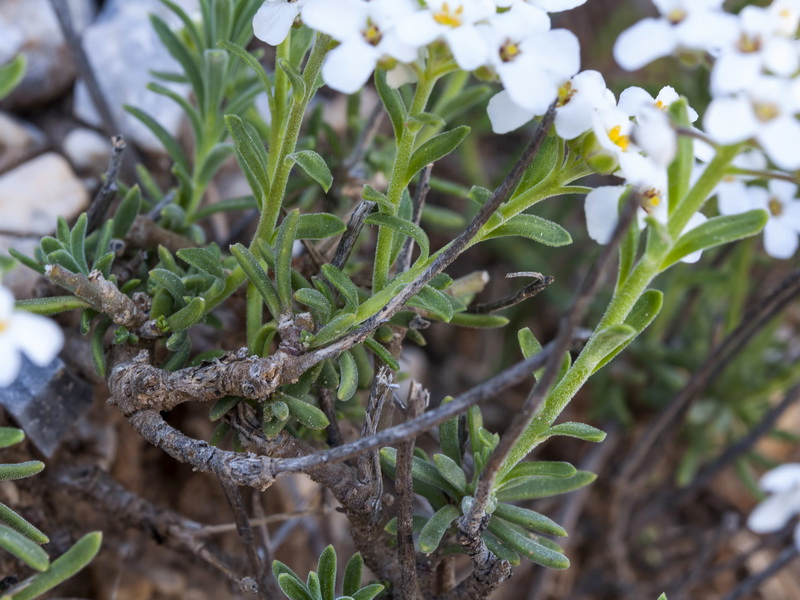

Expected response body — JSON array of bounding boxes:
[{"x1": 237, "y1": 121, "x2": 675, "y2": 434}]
[
  {"x1": 15, "y1": 296, "x2": 91, "y2": 316},
  {"x1": 493, "y1": 503, "x2": 567, "y2": 537},
  {"x1": 230, "y1": 243, "x2": 281, "y2": 318},
  {"x1": 0, "y1": 461, "x2": 44, "y2": 481},
  {"x1": 342, "y1": 553, "x2": 363, "y2": 597},
  {"x1": 405, "y1": 126, "x2": 470, "y2": 184},
  {"x1": 484, "y1": 214, "x2": 572, "y2": 247},
  {"x1": 113, "y1": 185, "x2": 142, "y2": 241},
  {"x1": 150, "y1": 14, "x2": 204, "y2": 103},
  {"x1": 407, "y1": 285, "x2": 453, "y2": 322},
  {"x1": 365, "y1": 213, "x2": 429, "y2": 262},
  {"x1": 278, "y1": 57, "x2": 306, "y2": 100},
  {"x1": 320, "y1": 264, "x2": 359, "y2": 312},
  {"x1": 496, "y1": 470, "x2": 597, "y2": 502},
  {"x1": 0, "y1": 503, "x2": 48, "y2": 545},
  {"x1": 69, "y1": 213, "x2": 89, "y2": 274},
  {"x1": 379, "y1": 448, "x2": 448, "y2": 506},
  {"x1": 449, "y1": 312, "x2": 509, "y2": 328},
  {"x1": 283, "y1": 395, "x2": 330, "y2": 430},
  {"x1": 662, "y1": 210, "x2": 769, "y2": 270},
  {"x1": 499, "y1": 461, "x2": 577, "y2": 484},
  {"x1": 583, "y1": 324, "x2": 636, "y2": 370},
  {"x1": 177, "y1": 247, "x2": 224, "y2": 279},
  {"x1": 487, "y1": 519, "x2": 569, "y2": 569},
  {"x1": 433, "y1": 454, "x2": 467, "y2": 495},
  {"x1": 285, "y1": 150, "x2": 333, "y2": 193},
  {"x1": 46, "y1": 249, "x2": 81, "y2": 273},
  {"x1": 317, "y1": 545, "x2": 336, "y2": 600},
  {"x1": 511, "y1": 135, "x2": 561, "y2": 197},
  {"x1": 0, "y1": 55, "x2": 25, "y2": 100},
  {"x1": 593, "y1": 289, "x2": 663, "y2": 373},
  {"x1": 375, "y1": 69, "x2": 407, "y2": 140},
  {"x1": 165, "y1": 297, "x2": 206, "y2": 332},
  {"x1": 0, "y1": 429, "x2": 23, "y2": 450},
  {"x1": 125, "y1": 105, "x2": 190, "y2": 172},
  {"x1": 482, "y1": 532, "x2": 520, "y2": 566},
  {"x1": 296, "y1": 213, "x2": 346, "y2": 239},
  {"x1": 337, "y1": 351, "x2": 359, "y2": 401},
  {"x1": 380, "y1": 448, "x2": 461, "y2": 499},
  {"x1": 667, "y1": 99, "x2": 694, "y2": 212},
  {"x1": 364, "y1": 337, "x2": 400, "y2": 370},
  {"x1": 351, "y1": 584, "x2": 385, "y2": 600},
  {"x1": 277, "y1": 573, "x2": 313, "y2": 600},
  {"x1": 225, "y1": 114, "x2": 270, "y2": 200},
  {"x1": 0, "y1": 525, "x2": 49, "y2": 571},
  {"x1": 544, "y1": 422, "x2": 606, "y2": 443},
  {"x1": 149, "y1": 268, "x2": 189, "y2": 306},
  {"x1": 210, "y1": 396, "x2": 241, "y2": 421},
  {"x1": 308, "y1": 312, "x2": 356, "y2": 348},
  {"x1": 295, "y1": 288, "x2": 331, "y2": 322},
  {"x1": 5, "y1": 531, "x2": 102, "y2": 600},
  {"x1": 275, "y1": 210, "x2": 299, "y2": 312},
  {"x1": 418, "y1": 504, "x2": 460, "y2": 555},
  {"x1": 438, "y1": 397, "x2": 461, "y2": 467}
]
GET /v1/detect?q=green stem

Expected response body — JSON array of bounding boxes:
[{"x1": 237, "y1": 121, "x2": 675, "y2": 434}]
[
  {"x1": 268, "y1": 37, "x2": 292, "y2": 180},
  {"x1": 372, "y1": 74, "x2": 438, "y2": 292}
]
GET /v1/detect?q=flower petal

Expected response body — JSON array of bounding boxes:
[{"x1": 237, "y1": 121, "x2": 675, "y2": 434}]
[
  {"x1": 321, "y1": 42, "x2": 378, "y2": 94},
  {"x1": 585, "y1": 186, "x2": 627, "y2": 244},
  {"x1": 613, "y1": 18, "x2": 677, "y2": 71},
  {"x1": 7, "y1": 312, "x2": 63, "y2": 367},
  {"x1": 487, "y1": 90, "x2": 535, "y2": 134},
  {"x1": 253, "y1": 1, "x2": 300, "y2": 46},
  {"x1": 748, "y1": 489, "x2": 800, "y2": 533},
  {"x1": 444, "y1": 25, "x2": 489, "y2": 71},
  {"x1": 761, "y1": 464, "x2": 800, "y2": 493},
  {"x1": 763, "y1": 219, "x2": 799, "y2": 259},
  {"x1": 0, "y1": 339, "x2": 21, "y2": 388},
  {"x1": 758, "y1": 117, "x2": 800, "y2": 171},
  {"x1": 704, "y1": 96, "x2": 758, "y2": 145}
]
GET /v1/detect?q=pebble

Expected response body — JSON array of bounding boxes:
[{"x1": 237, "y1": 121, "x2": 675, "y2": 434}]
[
  {"x1": 0, "y1": 153, "x2": 88, "y2": 236},
  {"x1": 0, "y1": 112, "x2": 47, "y2": 174},
  {"x1": 62, "y1": 127, "x2": 112, "y2": 176},
  {"x1": 73, "y1": 0, "x2": 198, "y2": 158},
  {"x1": 0, "y1": 0, "x2": 95, "y2": 109}
]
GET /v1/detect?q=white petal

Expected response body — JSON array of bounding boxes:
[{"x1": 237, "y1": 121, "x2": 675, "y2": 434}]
[
  {"x1": 763, "y1": 37, "x2": 800, "y2": 77},
  {"x1": 528, "y1": 0, "x2": 587, "y2": 11},
  {"x1": 618, "y1": 86, "x2": 654, "y2": 116},
  {"x1": 487, "y1": 90, "x2": 536, "y2": 134},
  {"x1": 498, "y1": 60, "x2": 557, "y2": 113},
  {"x1": 253, "y1": 2, "x2": 300, "y2": 46},
  {"x1": 613, "y1": 19, "x2": 677, "y2": 71},
  {"x1": 395, "y1": 12, "x2": 440, "y2": 48},
  {"x1": 711, "y1": 53, "x2": 762, "y2": 96},
  {"x1": 530, "y1": 29, "x2": 580, "y2": 79},
  {"x1": 0, "y1": 340, "x2": 21, "y2": 388},
  {"x1": 321, "y1": 42, "x2": 378, "y2": 94},
  {"x1": 301, "y1": 0, "x2": 364, "y2": 40},
  {"x1": 748, "y1": 490, "x2": 800, "y2": 533},
  {"x1": 585, "y1": 186, "x2": 627, "y2": 244},
  {"x1": 758, "y1": 118, "x2": 800, "y2": 171},
  {"x1": 7, "y1": 313, "x2": 63, "y2": 367},
  {"x1": 676, "y1": 11, "x2": 739, "y2": 52},
  {"x1": 680, "y1": 212, "x2": 708, "y2": 263},
  {"x1": 0, "y1": 287, "x2": 13, "y2": 321},
  {"x1": 555, "y1": 96, "x2": 596, "y2": 139},
  {"x1": 444, "y1": 26, "x2": 489, "y2": 71},
  {"x1": 761, "y1": 464, "x2": 800, "y2": 493},
  {"x1": 763, "y1": 219, "x2": 799, "y2": 259},
  {"x1": 704, "y1": 97, "x2": 758, "y2": 145},
  {"x1": 716, "y1": 180, "x2": 751, "y2": 216}
]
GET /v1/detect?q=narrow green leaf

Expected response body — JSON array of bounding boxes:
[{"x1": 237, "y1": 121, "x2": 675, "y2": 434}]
[
  {"x1": 0, "y1": 525, "x2": 49, "y2": 571},
  {"x1": 177, "y1": 247, "x2": 224, "y2": 279},
  {"x1": 484, "y1": 214, "x2": 572, "y2": 247},
  {"x1": 449, "y1": 312, "x2": 509, "y2": 328},
  {"x1": 374, "y1": 69, "x2": 406, "y2": 140},
  {"x1": 8, "y1": 249, "x2": 44, "y2": 275},
  {"x1": 379, "y1": 448, "x2": 449, "y2": 506},
  {"x1": 593, "y1": 289, "x2": 663, "y2": 373},
  {"x1": 482, "y1": 532, "x2": 521, "y2": 566},
  {"x1": 275, "y1": 210, "x2": 299, "y2": 312},
  {"x1": 0, "y1": 461, "x2": 44, "y2": 481},
  {"x1": 113, "y1": 186, "x2": 142, "y2": 240},
  {"x1": 364, "y1": 337, "x2": 400, "y2": 370},
  {"x1": 407, "y1": 285, "x2": 453, "y2": 322},
  {"x1": 351, "y1": 584, "x2": 385, "y2": 600},
  {"x1": 380, "y1": 448, "x2": 461, "y2": 499},
  {"x1": 0, "y1": 503, "x2": 48, "y2": 545},
  {"x1": 342, "y1": 553, "x2": 363, "y2": 597},
  {"x1": 150, "y1": 14, "x2": 204, "y2": 104},
  {"x1": 277, "y1": 573, "x2": 313, "y2": 600},
  {"x1": 218, "y1": 40, "x2": 273, "y2": 99},
  {"x1": 418, "y1": 504, "x2": 460, "y2": 554},
  {"x1": 583, "y1": 324, "x2": 636, "y2": 370},
  {"x1": 365, "y1": 213, "x2": 429, "y2": 261},
  {"x1": 544, "y1": 422, "x2": 606, "y2": 443},
  {"x1": 283, "y1": 395, "x2": 330, "y2": 430},
  {"x1": 0, "y1": 429, "x2": 23, "y2": 450},
  {"x1": 296, "y1": 213, "x2": 346, "y2": 239},
  {"x1": 230, "y1": 243, "x2": 281, "y2": 318},
  {"x1": 149, "y1": 268, "x2": 189, "y2": 306},
  {"x1": 277, "y1": 57, "x2": 306, "y2": 100},
  {"x1": 285, "y1": 150, "x2": 333, "y2": 193},
  {"x1": 337, "y1": 351, "x2": 359, "y2": 401},
  {"x1": 308, "y1": 312, "x2": 356, "y2": 348},
  {"x1": 165, "y1": 297, "x2": 206, "y2": 332},
  {"x1": 295, "y1": 288, "x2": 331, "y2": 323},
  {"x1": 406, "y1": 126, "x2": 470, "y2": 184},
  {"x1": 496, "y1": 471, "x2": 597, "y2": 502},
  {"x1": 499, "y1": 461, "x2": 577, "y2": 484},
  {"x1": 90, "y1": 319, "x2": 110, "y2": 378},
  {"x1": 320, "y1": 264, "x2": 359, "y2": 312},
  {"x1": 511, "y1": 134, "x2": 561, "y2": 198},
  {"x1": 0, "y1": 55, "x2": 25, "y2": 100},
  {"x1": 15, "y1": 296, "x2": 91, "y2": 316},
  {"x1": 69, "y1": 214, "x2": 88, "y2": 274},
  {"x1": 667, "y1": 99, "x2": 694, "y2": 212},
  {"x1": 487, "y1": 518, "x2": 569, "y2": 569},
  {"x1": 317, "y1": 545, "x2": 336, "y2": 600},
  {"x1": 438, "y1": 397, "x2": 461, "y2": 467},
  {"x1": 662, "y1": 210, "x2": 769, "y2": 270},
  {"x1": 361, "y1": 185, "x2": 391, "y2": 211},
  {"x1": 433, "y1": 454, "x2": 467, "y2": 495},
  {"x1": 225, "y1": 114, "x2": 270, "y2": 198},
  {"x1": 125, "y1": 105, "x2": 190, "y2": 172},
  {"x1": 493, "y1": 503, "x2": 567, "y2": 537},
  {"x1": 5, "y1": 531, "x2": 102, "y2": 600},
  {"x1": 210, "y1": 396, "x2": 241, "y2": 421},
  {"x1": 46, "y1": 250, "x2": 81, "y2": 273}
]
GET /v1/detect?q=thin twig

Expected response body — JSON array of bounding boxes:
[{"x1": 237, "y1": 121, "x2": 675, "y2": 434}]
[
  {"x1": 468, "y1": 273, "x2": 554, "y2": 315},
  {"x1": 217, "y1": 476, "x2": 265, "y2": 597},
  {"x1": 397, "y1": 164, "x2": 433, "y2": 274},
  {"x1": 722, "y1": 545, "x2": 799, "y2": 600},
  {"x1": 396, "y1": 382, "x2": 429, "y2": 600},
  {"x1": 195, "y1": 508, "x2": 337, "y2": 535},
  {"x1": 319, "y1": 387, "x2": 345, "y2": 447},
  {"x1": 463, "y1": 192, "x2": 639, "y2": 537},
  {"x1": 332, "y1": 201, "x2": 376, "y2": 270},
  {"x1": 87, "y1": 135, "x2": 126, "y2": 232}
]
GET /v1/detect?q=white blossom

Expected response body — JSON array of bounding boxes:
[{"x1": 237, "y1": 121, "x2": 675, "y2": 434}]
[
  {"x1": 0, "y1": 286, "x2": 64, "y2": 387},
  {"x1": 748, "y1": 463, "x2": 800, "y2": 552},
  {"x1": 253, "y1": 0, "x2": 306, "y2": 46}
]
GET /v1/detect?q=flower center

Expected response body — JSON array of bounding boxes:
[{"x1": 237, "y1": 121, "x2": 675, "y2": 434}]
[
  {"x1": 0, "y1": 320, "x2": 8, "y2": 334},
  {"x1": 768, "y1": 197, "x2": 783, "y2": 216},
  {"x1": 557, "y1": 82, "x2": 576, "y2": 106},
  {"x1": 362, "y1": 19, "x2": 382, "y2": 46},
  {"x1": 608, "y1": 125, "x2": 630, "y2": 151},
  {"x1": 667, "y1": 8, "x2": 686, "y2": 24},
  {"x1": 753, "y1": 101, "x2": 779, "y2": 122},
  {"x1": 499, "y1": 39, "x2": 521, "y2": 62},
  {"x1": 737, "y1": 33, "x2": 762, "y2": 53},
  {"x1": 641, "y1": 189, "x2": 662, "y2": 213},
  {"x1": 433, "y1": 2, "x2": 464, "y2": 27}
]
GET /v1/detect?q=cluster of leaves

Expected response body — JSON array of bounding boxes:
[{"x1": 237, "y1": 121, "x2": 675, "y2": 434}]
[
  {"x1": 273, "y1": 546, "x2": 383, "y2": 600},
  {"x1": 0, "y1": 428, "x2": 100, "y2": 600}
]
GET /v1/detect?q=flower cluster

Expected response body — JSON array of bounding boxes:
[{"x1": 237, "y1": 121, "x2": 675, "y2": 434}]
[
  {"x1": 0, "y1": 286, "x2": 63, "y2": 387},
  {"x1": 253, "y1": 0, "x2": 584, "y2": 97},
  {"x1": 748, "y1": 463, "x2": 800, "y2": 552}
]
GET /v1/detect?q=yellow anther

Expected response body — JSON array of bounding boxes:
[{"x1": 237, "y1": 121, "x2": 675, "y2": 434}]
[
  {"x1": 769, "y1": 197, "x2": 784, "y2": 216},
  {"x1": 754, "y1": 101, "x2": 779, "y2": 122},
  {"x1": 433, "y1": 2, "x2": 464, "y2": 27},
  {"x1": 500, "y1": 40, "x2": 521, "y2": 62},
  {"x1": 0, "y1": 320, "x2": 8, "y2": 334},
  {"x1": 362, "y1": 19, "x2": 382, "y2": 45},
  {"x1": 558, "y1": 82, "x2": 576, "y2": 106},
  {"x1": 641, "y1": 189, "x2": 662, "y2": 213},
  {"x1": 667, "y1": 8, "x2": 686, "y2": 24},
  {"x1": 608, "y1": 125, "x2": 630, "y2": 151},
  {"x1": 737, "y1": 33, "x2": 761, "y2": 53},
  {"x1": 655, "y1": 99, "x2": 666, "y2": 110}
]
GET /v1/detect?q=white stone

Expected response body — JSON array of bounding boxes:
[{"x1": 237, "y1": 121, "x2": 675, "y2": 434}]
[
  {"x1": 74, "y1": 0, "x2": 198, "y2": 157},
  {"x1": 63, "y1": 128, "x2": 112, "y2": 175},
  {"x1": 0, "y1": 112, "x2": 47, "y2": 174},
  {"x1": 0, "y1": 153, "x2": 89, "y2": 236}
]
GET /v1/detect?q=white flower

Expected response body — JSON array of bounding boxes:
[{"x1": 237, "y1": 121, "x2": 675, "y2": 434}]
[
  {"x1": 494, "y1": 0, "x2": 587, "y2": 12},
  {"x1": 613, "y1": 0, "x2": 738, "y2": 71},
  {"x1": 0, "y1": 286, "x2": 64, "y2": 387},
  {"x1": 713, "y1": 149, "x2": 768, "y2": 214},
  {"x1": 253, "y1": 0, "x2": 305, "y2": 46},
  {"x1": 395, "y1": 0, "x2": 495, "y2": 71},
  {"x1": 748, "y1": 463, "x2": 800, "y2": 551},
  {"x1": 704, "y1": 76, "x2": 800, "y2": 171},
  {"x1": 592, "y1": 106, "x2": 636, "y2": 158},
  {"x1": 302, "y1": 0, "x2": 417, "y2": 94}
]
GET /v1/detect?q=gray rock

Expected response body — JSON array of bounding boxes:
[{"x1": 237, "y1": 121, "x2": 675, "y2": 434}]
[
  {"x1": 62, "y1": 127, "x2": 111, "y2": 176},
  {"x1": 0, "y1": 236, "x2": 41, "y2": 298},
  {"x1": 74, "y1": 0, "x2": 198, "y2": 157},
  {"x1": 0, "y1": 112, "x2": 47, "y2": 174},
  {"x1": 0, "y1": 0, "x2": 96, "y2": 109},
  {"x1": 0, "y1": 153, "x2": 89, "y2": 236}
]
